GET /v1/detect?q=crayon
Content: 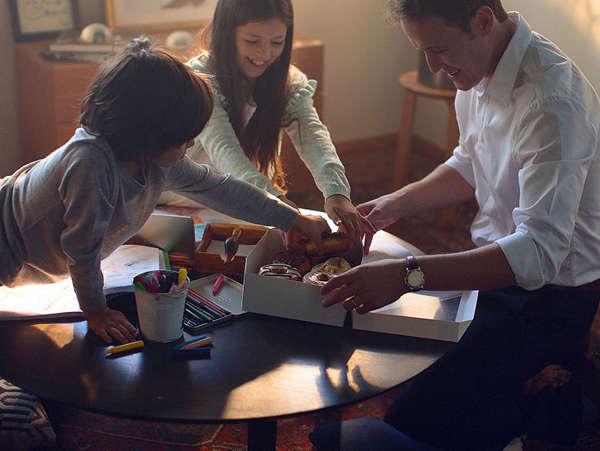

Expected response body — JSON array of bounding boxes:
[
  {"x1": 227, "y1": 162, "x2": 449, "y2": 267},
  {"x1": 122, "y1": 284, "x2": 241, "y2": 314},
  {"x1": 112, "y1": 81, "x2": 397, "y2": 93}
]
[{"x1": 105, "y1": 340, "x2": 144, "y2": 357}]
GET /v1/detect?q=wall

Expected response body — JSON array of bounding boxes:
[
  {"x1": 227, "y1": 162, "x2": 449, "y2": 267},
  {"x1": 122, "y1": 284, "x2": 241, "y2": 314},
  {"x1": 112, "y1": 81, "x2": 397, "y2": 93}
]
[
  {"x1": 0, "y1": 0, "x2": 19, "y2": 174},
  {"x1": 2, "y1": 1, "x2": 600, "y2": 174}
]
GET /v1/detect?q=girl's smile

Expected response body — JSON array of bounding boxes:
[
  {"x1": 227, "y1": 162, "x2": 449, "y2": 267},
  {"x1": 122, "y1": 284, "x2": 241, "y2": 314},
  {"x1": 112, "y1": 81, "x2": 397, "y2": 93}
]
[{"x1": 235, "y1": 17, "x2": 287, "y2": 79}]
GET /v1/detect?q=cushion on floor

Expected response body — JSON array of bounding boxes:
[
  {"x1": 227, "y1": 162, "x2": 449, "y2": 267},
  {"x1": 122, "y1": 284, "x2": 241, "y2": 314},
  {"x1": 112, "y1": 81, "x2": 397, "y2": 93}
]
[{"x1": 0, "y1": 378, "x2": 56, "y2": 450}]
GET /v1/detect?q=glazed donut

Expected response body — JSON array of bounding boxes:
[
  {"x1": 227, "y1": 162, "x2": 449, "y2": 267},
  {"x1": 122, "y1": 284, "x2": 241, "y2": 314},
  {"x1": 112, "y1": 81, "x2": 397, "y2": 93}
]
[
  {"x1": 303, "y1": 270, "x2": 336, "y2": 287},
  {"x1": 304, "y1": 232, "x2": 352, "y2": 256},
  {"x1": 312, "y1": 257, "x2": 351, "y2": 275},
  {"x1": 258, "y1": 263, "x2": 302, "y2": 281},
  {"x1": 272, "y1": 251, "x2": 311, "y2": 275}
]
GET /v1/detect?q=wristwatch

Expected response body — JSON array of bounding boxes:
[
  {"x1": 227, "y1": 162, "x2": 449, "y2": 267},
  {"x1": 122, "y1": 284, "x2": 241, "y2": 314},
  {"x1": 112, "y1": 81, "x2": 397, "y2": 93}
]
[{"x1": 404, "y1": 255, "x2": 425, "y2": 291}]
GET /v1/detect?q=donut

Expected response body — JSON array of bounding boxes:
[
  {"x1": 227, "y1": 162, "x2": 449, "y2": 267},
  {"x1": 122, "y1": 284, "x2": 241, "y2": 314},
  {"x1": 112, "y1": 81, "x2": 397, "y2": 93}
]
[
  {"x1": 272, "y1": 251, "x2": 311, "y2": 275},
  {"x1": 303, "y1": 270, "x2": 336, "y2": 287},
  {"x1": 312, "y1": 257, "x2": 351, "y2": 274},
  {"x1": 304, "y1": 232, "x2": 352, "y2": 256},
  {"x1": 258, "y1": 263, "x2": 302, "y2": 281}
]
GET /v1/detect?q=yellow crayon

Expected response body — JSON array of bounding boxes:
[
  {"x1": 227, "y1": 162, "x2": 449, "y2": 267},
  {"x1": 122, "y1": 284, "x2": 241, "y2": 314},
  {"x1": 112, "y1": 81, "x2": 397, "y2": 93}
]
[
  {"x1": 105, "y1": 340, "x2": 144, "y2": 356},
  {"x1": 178, "y1": 268, "x2": 187, "y2": 285}
]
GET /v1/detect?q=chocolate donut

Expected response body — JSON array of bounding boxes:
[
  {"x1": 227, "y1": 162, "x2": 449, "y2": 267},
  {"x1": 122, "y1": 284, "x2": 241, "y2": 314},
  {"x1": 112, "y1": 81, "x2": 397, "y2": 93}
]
[
  {"x1": 258, "y1": 263, "x2": 302, "y2": 281},
  {"x1": 272, "y1": 251, "x2": 311, "y2": 275}
]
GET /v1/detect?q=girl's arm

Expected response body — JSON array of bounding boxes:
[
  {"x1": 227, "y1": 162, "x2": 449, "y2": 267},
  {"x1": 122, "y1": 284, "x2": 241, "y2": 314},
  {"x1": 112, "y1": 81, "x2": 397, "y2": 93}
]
[{"x1": 282, "y1": 70, "x2": 351, "y2": 202}]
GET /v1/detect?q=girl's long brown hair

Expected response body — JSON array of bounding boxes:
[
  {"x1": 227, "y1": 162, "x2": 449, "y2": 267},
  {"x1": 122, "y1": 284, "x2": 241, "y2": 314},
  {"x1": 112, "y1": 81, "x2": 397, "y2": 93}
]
[{"x1": 205, "y1": 0, "x2": 294, "y2": 190}]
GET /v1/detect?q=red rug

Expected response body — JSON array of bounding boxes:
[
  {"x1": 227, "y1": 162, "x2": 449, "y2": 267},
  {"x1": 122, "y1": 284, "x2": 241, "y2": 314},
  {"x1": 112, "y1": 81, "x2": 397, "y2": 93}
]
[{"x1": 43, "y1": 386, "x2": 403, "y2": 450}]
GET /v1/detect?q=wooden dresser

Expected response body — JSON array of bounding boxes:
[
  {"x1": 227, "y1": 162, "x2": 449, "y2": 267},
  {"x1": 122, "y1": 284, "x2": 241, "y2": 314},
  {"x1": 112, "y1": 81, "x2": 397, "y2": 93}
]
[{"x1": 15, "y1": 36, "x2": 324, "y2": 197}]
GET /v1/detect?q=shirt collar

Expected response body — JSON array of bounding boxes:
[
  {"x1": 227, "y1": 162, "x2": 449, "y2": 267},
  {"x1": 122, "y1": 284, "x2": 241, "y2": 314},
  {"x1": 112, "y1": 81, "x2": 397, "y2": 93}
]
[{"x1": 475, "y1": 12, "x2": 532, "y2": 105}]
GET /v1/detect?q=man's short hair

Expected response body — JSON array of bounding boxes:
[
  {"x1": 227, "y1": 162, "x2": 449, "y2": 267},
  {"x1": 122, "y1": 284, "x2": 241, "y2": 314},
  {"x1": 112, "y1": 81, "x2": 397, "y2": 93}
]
[{"x1": 387, "y1": 0, "x2": 508, "y2": 34}]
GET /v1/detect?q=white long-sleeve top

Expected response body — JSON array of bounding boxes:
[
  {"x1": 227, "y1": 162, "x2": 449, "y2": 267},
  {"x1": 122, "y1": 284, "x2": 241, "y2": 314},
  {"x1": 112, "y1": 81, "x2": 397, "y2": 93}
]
[
  {"x1": 446, "y1": 12, "x2": 600, "y2": 289},
  {"x1": 186, "y1": 52, "x2": 351, "y2": 200}
]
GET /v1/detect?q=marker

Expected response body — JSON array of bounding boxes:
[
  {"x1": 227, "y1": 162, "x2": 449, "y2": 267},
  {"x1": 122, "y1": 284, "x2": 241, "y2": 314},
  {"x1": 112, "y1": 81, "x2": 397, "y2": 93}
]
[
  {"x1": 212, "y1": 274, "x2": 225, "y2": 295},
  {"x1": 173, "y1": 346, "x2": 211, "y2": 359},
  {"x1": 105, "y1": 340, "x2": 144, "y2": 357}
]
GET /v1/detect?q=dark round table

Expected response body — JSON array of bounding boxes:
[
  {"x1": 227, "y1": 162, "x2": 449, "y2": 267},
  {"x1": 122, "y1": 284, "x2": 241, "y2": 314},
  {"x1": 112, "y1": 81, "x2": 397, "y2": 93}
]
[{"x1": 0, "y1": 293, "x2": 454, "y2": 450}]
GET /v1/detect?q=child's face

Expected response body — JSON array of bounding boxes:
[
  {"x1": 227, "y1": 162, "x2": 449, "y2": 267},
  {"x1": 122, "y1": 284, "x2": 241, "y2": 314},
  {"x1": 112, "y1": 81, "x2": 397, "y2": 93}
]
[
  {"x1": 152, "y1": 139, "x2": 195, "y2": 167},
  {"x1": 235, "y1": 17, "x2": 287, "y2": 79}
]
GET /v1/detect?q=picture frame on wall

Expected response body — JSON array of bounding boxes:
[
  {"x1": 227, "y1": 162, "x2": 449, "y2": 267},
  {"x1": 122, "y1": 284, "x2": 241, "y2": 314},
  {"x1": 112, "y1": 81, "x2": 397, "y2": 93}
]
[
  {"x1": 105, "y1": 0, "x2": 217, "y2": 32},
  {"x1": 9, "y1": 0, "x2": 78, "y2": 42}
]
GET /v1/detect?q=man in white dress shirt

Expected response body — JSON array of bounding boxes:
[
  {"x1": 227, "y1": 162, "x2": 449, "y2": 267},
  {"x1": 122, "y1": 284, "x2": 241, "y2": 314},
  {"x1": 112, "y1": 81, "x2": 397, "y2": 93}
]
[{"x1": 312, "y1": 1, "x2": 600, "y2": 449}]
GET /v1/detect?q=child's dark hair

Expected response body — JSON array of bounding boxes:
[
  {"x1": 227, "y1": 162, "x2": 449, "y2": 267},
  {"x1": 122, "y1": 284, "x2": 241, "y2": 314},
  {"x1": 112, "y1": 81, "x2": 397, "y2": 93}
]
[
  {"x1": 80, "y1": 38, "x2": 213, "y2": 161},
  {"x1": 205, "y1": 0, "x2": 294, "y2": 190}
]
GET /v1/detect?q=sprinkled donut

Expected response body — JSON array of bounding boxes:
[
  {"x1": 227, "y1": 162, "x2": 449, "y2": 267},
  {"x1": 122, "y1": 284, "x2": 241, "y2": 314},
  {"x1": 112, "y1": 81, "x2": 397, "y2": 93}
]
[{"x1": 303, "y1": 270, "x2": 336, "y2": 287}]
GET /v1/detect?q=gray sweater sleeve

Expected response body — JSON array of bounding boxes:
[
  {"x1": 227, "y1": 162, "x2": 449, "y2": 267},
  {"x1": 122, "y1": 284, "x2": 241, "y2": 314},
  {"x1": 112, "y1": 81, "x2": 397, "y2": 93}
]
[
  {"x1": 59, "y1": 150, "x2": 116, "y2": 312},
  {"x1": 164, "y1": 157, "x2": 299, "y2": 231}
]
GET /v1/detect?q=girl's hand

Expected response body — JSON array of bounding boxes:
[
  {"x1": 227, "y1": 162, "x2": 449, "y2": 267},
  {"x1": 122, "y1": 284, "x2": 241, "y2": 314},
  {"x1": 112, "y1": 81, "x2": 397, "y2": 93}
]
[
  {"x1": 84, "y1": 305, "x2": 139, "y2": 344},
  {"x1": 286, "y1": 214, "x2": 330, "y2": 254},
  {"x1": 325, "y1": 195, "x2": 377, "y2": 254}
]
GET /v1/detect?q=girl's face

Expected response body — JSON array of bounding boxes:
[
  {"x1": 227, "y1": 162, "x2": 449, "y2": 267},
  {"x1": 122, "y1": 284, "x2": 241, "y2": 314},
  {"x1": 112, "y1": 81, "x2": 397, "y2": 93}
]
[
  {"x1": 152, "y1": 139, "x2": 195, "y2": 167},
  {"x1": 235, "y1": 17, "x2": 287, "y2": 79}
]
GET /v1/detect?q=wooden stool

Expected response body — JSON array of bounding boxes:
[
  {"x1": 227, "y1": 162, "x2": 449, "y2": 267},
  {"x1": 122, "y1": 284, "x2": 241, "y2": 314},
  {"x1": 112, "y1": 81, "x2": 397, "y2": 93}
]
[
  {"x1": 393, "y1": 71, "x2": 458, "y2": 189},
  {"x1": 393, "y1": 70, "x2": 459, "y2": 227}
]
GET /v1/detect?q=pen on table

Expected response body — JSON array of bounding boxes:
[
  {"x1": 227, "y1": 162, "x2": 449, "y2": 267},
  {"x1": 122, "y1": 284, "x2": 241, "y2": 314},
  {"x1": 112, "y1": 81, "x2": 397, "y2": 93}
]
[
  {"x1": 105, "y1": 340, "x2": 144, "y2": 357},
  {"x1": 187, "y1": 297, "x2": 220, "y2": 319},
  {"x1": 212, "y1": 274, "x2": 225, "y2": 295},
  {"x1": 187, "y1": 295, "x2": 223, "y2": 318},
  {"x1": 189, "y1": 290, "x2": 229, "y2": 315}
]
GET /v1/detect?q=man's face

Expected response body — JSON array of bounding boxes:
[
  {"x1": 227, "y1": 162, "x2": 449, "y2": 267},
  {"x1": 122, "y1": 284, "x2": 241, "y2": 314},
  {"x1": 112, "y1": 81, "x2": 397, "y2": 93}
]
[{"x1": 402, "y1": 16, "x2": 491, "y2": 91}]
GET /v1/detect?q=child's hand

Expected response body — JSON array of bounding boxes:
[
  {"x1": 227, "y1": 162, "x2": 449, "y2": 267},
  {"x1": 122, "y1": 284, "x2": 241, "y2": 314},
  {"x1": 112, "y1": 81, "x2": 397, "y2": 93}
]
[
  {"x1": 286, "y1": 214, "x2": 330, "y2": 254},
  {"x1": 84, "y1": 305, "x2": 139, "y2": 344}
]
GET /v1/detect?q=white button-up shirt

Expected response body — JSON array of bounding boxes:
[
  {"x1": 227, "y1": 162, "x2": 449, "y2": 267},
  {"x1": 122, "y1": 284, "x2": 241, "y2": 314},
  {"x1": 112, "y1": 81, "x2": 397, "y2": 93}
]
[{"x1": 446, "y1": 12, "x2": 600, "y2": 290}]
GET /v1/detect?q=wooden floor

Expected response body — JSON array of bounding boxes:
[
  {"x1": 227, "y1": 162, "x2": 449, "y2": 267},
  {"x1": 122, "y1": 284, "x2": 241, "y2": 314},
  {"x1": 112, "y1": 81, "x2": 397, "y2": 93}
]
[{"x1": 288, "y1": 139, "x2": 477, "y2": 255}]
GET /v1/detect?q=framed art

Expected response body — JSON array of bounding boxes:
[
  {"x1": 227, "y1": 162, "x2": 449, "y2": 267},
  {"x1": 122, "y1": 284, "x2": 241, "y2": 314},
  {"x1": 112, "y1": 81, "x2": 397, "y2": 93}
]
[
  {"x1": 9, "y1": 0, "x2": 78, "y2": 42},
  {"x1": 106, "y1": 0, "x2": 217, "y2": 32}
]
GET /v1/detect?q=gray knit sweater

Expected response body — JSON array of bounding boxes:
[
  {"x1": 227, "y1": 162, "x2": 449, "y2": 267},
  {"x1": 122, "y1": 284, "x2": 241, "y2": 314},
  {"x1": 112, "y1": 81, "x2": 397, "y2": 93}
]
[{"x1": 0, "y1": 128, "x2": 297, "y2": 311}]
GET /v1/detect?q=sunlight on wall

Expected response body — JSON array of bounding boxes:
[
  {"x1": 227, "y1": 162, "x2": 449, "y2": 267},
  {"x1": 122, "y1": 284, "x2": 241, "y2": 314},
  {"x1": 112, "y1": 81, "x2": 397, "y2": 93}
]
[{"x1": 568, "y1": 0, "x2": 600, "y2": 45}]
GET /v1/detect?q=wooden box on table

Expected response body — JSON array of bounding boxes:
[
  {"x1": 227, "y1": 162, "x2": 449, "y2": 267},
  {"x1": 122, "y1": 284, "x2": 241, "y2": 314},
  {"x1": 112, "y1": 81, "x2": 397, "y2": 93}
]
[{"x1": 195, "y1": 223, "x2": 267, "y2": 276}]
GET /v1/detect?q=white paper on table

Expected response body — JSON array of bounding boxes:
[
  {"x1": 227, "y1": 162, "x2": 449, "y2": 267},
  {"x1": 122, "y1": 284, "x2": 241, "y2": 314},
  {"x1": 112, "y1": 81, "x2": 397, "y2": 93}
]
[{"x1": 0, "y1": 244, "x2": 162, "y2": 320}]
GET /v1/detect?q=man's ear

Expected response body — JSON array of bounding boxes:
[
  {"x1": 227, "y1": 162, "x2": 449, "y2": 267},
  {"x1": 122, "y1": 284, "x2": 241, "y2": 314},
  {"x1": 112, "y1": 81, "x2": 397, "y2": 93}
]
[{"x1": 471, "y1": 6, "x2": 495, "y2": 37}]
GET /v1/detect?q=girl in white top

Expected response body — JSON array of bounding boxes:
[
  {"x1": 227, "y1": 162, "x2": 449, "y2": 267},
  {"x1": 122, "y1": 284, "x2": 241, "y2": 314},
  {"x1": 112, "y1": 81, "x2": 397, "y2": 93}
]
[{"x1": 180, "y1": 0, "x2": 374, "y2": 244}]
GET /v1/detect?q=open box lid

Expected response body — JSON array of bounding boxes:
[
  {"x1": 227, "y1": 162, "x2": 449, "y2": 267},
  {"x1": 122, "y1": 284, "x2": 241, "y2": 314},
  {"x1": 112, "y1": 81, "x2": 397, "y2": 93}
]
[{"x1": 189, "y1": 274, "x2": 245, "y2": 316}]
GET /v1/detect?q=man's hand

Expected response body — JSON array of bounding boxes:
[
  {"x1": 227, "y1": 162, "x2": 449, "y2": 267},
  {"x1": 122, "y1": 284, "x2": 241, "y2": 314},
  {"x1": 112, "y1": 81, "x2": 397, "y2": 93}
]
[
  {"x1": 357, "y1": 192, "x2": 403, "y2": 231},
  {"x1": 84, "y1": 305, "x2": 139, "y2": 344},
  {"x1": 320, "y1": 259, "x2": 406, "y2": 313},
  {"x1": 325, "y1": 194, "x2": 377, "y2": 254}
]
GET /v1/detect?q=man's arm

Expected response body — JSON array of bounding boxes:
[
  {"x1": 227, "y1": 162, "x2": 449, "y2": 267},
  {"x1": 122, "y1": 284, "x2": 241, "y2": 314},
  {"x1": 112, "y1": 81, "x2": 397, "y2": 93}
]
[
  {"x1": 321, "y1": 243, "x2": 515, "y2": 312},
  {"x1": 359, "y1": 164, "x2": 474, "y2": 231}
]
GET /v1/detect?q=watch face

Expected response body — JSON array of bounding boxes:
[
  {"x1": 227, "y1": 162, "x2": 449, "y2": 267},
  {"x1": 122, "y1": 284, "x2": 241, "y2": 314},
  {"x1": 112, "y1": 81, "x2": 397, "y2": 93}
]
[{"x1": 406, "y1": 268, "x2": 425, "y2": 290}]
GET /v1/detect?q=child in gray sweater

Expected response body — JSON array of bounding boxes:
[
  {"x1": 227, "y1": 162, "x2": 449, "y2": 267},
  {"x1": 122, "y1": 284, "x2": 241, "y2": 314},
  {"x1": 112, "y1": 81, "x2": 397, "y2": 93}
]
[{"x1": 0, "y1": 38, "x2": 330, "y2": 344}]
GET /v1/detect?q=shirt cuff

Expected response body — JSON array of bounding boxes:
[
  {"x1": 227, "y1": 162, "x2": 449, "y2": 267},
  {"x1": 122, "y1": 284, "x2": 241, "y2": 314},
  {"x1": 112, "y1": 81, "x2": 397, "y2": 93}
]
[{"x1": 496, "y1": 231, "x2": 545, "y2": 290}]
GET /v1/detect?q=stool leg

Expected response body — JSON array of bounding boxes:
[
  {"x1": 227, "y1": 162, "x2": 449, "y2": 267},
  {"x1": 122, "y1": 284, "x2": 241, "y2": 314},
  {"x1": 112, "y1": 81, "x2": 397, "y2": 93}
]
[
  {"x1": 392, "y1": 90, "x2": 417, "y2": 191},
  {"x1": 439, "y1": 98, "x2": 460, "y2": 228}
]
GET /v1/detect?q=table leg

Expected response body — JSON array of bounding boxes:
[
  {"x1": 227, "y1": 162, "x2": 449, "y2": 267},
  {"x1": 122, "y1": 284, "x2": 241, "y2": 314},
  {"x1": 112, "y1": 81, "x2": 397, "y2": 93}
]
[{"x1": 247, "y1": 418, "x2": 277, "y2": 451}]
